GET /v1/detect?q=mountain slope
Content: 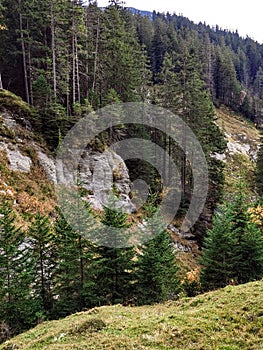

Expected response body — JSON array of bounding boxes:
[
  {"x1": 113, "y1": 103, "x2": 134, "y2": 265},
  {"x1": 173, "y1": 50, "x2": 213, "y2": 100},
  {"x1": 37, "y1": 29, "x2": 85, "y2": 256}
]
[
  {"x1": 215, "y1": 106, "x2": 260, "y2": 194},
  {"x1": 0, "y1": 89, "x2": 56, "y2": 216},
  {"x1": 1, "y1": 279, "x2": 263, "y2": 349}
]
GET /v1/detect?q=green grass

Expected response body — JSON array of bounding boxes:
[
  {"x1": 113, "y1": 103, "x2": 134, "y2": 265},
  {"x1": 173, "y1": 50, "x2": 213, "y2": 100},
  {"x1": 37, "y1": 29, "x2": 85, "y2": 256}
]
[{"x1": 1, "y1": 280, "x2": 263, "y2": 349}]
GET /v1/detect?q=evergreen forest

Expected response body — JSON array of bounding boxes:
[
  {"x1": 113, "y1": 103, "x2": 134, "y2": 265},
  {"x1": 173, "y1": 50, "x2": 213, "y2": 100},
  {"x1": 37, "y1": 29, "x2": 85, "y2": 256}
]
[{"x1": 1, "y1": 0, "x2": 263, "y2": 343}]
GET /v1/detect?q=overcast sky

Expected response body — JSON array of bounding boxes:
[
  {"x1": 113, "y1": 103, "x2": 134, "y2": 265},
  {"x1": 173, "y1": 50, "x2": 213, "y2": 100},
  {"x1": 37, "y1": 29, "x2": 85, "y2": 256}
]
[{"x1": 97, "y1": 0, "x2": 263, "y2": 43}]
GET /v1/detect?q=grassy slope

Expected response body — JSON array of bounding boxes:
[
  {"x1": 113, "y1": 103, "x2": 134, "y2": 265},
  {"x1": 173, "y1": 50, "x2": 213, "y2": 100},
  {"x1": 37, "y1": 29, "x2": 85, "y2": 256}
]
[
  {"x1": 215, "y1": 106, "x2": 260, "y2": 194},
  {"x1": 1, "y1": 280, "x2": 263, "y2": 350}
]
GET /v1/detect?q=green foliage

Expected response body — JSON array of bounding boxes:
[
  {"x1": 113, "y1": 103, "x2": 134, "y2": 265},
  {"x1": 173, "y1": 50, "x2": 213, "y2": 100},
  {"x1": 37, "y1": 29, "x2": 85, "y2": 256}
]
[
  {"x1": 0, "y1": 89, "x2": 36, "y2": 120},
  {"x1": 52, "y1": 208, "x2": 96, "y2": 318},
  {"x1": 255, "y1": 137, "x2": 263, "y2": 196},
  {"x1": 91, "y1": 204, "x2": 134, "y2": 305},
  {"x1": 28, "y1": 213, "x2": 56, "y2": 316},
  {"x1": 135, "y1": 210, "x2": 180, "y2": 305},
  {"x1": 200, "y1": 186, "x2": 263, "y2": 290},
  {"x1": 0, "y1": 202, "x2": 38, "y2": 337}
]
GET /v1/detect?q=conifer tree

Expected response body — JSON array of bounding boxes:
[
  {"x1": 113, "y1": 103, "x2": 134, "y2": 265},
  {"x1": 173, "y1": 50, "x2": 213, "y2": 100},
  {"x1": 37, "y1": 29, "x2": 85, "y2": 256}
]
[
  {"x1": 52, "y1": 209, "x2": 96, "y2": 317},
  {"x1": 200, "y1": 186, "x2": 263, "y2": 290},
  {"x1": 135, "y1": 209, "x2": 179, "y2": 305},
  {"x1": 98, "y1": 5, "x2": 148, "y2": 105},
  {"x1": 199, "y1": 206, "x2": 238, "y2": 290},
  {"x1": 92, "y1": 203, "x2": 134, "y2": 305},
  {"x1": 255, "y1": 137, "x2": 263, "y2": 196},
  {"x1": 0, "y1": 202, "x2": 37, "y2": 335},
  {"x1": 28, "y1": 213, "x2": 56, "y2": 316}
]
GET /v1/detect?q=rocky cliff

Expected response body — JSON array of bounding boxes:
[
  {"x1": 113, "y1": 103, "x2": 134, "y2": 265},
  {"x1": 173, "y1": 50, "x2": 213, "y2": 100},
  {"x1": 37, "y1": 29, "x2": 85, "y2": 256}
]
[{"x1": 0, "y1": 90, "x2": 135, "y2": 216}]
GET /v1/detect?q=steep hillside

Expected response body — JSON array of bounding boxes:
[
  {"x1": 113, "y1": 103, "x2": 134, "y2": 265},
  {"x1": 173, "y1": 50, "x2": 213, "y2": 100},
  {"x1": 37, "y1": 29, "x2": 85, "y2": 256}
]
[
  {"x1": 215, "y1": 106, "x2": 260, "y2": 194},
  {"x1": 1, "y1": 279, "x2": 263, "y2": 350},
  {"x1": 0, "y1": 89, "x2": 56, "y2": 216},
  {"x1": 0, "y1": 90, "x2": 261, "y2": 273}
]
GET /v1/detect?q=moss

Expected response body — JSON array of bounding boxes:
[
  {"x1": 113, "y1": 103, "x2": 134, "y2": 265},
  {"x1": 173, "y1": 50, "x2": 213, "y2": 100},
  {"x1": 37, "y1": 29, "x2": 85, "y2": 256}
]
[
  {"x1": 0, "y1": 89, "x2": 36, "y2": 119},
  {"x1": 70, "y1": 318, "x2": 106, "y2": 334}
]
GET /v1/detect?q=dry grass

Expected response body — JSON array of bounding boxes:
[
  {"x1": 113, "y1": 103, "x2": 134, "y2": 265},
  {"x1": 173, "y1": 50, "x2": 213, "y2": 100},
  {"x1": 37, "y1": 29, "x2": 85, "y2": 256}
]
[
  {"x1": 1, "y1": 279, "x2": 263, "y2": 349},
  {"x1": 215, "y1": 106, "x2": 261, "y2": 195},
  {"x1": 215, "y1": 106, "x2": 260, "y2": 147}
]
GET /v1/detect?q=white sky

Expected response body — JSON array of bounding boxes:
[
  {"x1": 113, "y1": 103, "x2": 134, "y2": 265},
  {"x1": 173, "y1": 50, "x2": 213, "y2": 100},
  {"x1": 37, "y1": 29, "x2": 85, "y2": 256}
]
[{"x1": 96, "y1": 0, "x2": 263, "y2": 44}]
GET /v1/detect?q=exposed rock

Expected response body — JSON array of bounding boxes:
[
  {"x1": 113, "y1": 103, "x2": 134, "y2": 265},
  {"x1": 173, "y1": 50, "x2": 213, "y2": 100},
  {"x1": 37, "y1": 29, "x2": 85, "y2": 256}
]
[
  {"x1": 37, "y1": 150, "x2": 57, "y2": 184},
  {"x1": 1, "y1": 111, "x2": 17, "y2": 129},
  {"x1": 227, "y1": 140, "x2": 251, "y2": 156},
  {"x1": 8, "y1": 148, "x2": 32, "y2": 173},
  {"x1": 172, "y1": 242, "x2": 192, "y2": 253},
  {"x1": 167, "y1": 224, "x2": 180, "y2": 234},
  {"x1": 211, "y1": 152, "x2": 227, "y2": 162},
  {"x1": 1, "y1": 143, "x2": 32, "y2": 173},
  {"x1": 64, "y1": 148, "x2": 136, "y2": 214}
]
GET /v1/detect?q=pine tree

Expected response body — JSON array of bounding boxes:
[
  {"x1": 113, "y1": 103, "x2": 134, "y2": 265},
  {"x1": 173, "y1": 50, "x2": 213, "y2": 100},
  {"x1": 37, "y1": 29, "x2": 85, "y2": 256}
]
[
  {"x1": 0, "y1": 202, "x2": 37, "y2": 335},
  {"x1": 92, "y1": 204, "x2": 134, "y2": 305},
  {"x1": 135, "y1": 210, "x2": 179, "y2": 305},
  {"x1": 28, "y1": 213, "x2": 56, "y2": 316},
  {"x1": 255, "y1": 137, "x2": 263, "y2": 196},
  {"x1": 52, "y1": 208, "x2": 96, "y2": 318},
  {"x1": 200, "y1": 186, "x2": 263, "y2": 290}
]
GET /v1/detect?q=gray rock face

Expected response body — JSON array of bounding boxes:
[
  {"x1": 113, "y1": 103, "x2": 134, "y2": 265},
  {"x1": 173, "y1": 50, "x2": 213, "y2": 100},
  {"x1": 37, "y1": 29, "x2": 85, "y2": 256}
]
[
  {"x1": 7, "y1": 148, "x2": 32, "y2": 173},
  {"x1": 37, "y1": 150, "x2": 57, "y2": 184},
  {"x1": 1, "y1": 143, "x2": 32, "y2": 173},
  {"x1": 78, "y1": 149, "x2": 135, "y2": 214},
  {"x1": 56, "y1": 147, "x2": 135, "y2": 213},
  {"x1": 1, "y1": 111, "x2": 135, "y2": 213},
  {"x1": 1, "y1": 112, "x2": 17, "y2": 129}
]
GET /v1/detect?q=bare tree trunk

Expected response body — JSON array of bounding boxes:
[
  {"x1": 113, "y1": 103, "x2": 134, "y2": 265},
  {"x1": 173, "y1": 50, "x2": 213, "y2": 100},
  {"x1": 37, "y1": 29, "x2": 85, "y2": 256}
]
[
  {"x1": 50, "y1": 1, "x2": 57, "y2": 99},
  {"x1": 72, "y1": 29, "x2": 76, "y2": 105},
  {"x1": 66, "y1": 55, "x2": 70, "y2": 115},
  {"x1": 27, "y1": 19, "x2": 33, "y2": 105},
  {"x1": 19, "y1": 0, "x2": 29, "y2": 103},
  {"x1": 85, "y1": 9, "x2": 90, "y2": 99},
  {"x1": 91, "y1": 15, "x2": 100, "y2": 102},
  {"x1": 75, "y1": 34, "x2": 81, "y2": 104},
  {"x1": 0, "y1": 73, "x2": 3, "y2": 89},
  {"x1": 181, "y1": 57, "x2": 187, "y2": 196}
]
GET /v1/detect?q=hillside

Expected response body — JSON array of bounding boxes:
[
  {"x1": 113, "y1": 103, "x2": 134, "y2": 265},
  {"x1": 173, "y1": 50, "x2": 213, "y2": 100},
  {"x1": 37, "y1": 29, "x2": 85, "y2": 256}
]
[
  {"x1": 1, "y1": 279, "x2": 263, "y2": 350},
  {"x1": 0, "y1": 89, "x2": 56, "y2": 217},
  {"x1": 0, "y1": 89, "x2": 261, "y2": 276},
  {"x1": 215, "y1": 106, "x2": 260, "y2": 194}
]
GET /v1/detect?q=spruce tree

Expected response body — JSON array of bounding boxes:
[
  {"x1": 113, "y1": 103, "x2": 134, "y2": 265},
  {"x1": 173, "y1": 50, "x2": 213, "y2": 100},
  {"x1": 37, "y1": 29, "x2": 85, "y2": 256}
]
[
  {"x1": 28, "y1": 213, "x2": 56, "y2": 316},
  {"x1": 255, "y1": 137, "x2": 263, "y2": 196},
  {"x1": 52, "y1": 209, "x2": 96, "y2": 317},
  {"x1": 199, "y1": 206, "x2": 238, "y2": 290},
  {"x1": 0, "y1": 202, "x2": 37, "y2": 335},
  {"x1": 92, "y1": 204, "x2": 134, "y2": 305},
  {"x1": 135, "y1": 210, "x2": 179, "y2": 305},
  {"x1": 200, "y1": 186, "x2": 263, "y2": 290}
]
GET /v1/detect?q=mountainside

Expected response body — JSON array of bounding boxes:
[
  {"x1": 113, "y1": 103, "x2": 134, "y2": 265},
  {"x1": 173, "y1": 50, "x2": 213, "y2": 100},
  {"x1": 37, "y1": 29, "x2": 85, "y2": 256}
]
[
  {"x1": 0, "y1": 89, "x2": 56, "y2": 217},
  {"x1": 1, "y1": 279, "x2": 262, "y2": 350},
  {"x1": 215, "y1": 106, "x2": 260, "y2": 194},
  {"x1": 0, "y1": 89, "x2": 135, "y2": 216},
  {"x1": 0, "y1": 89, "x2": 260, "y2": 264},
  {"x1": 1, "y1": 2, "x2": 263, "y2": 345}
]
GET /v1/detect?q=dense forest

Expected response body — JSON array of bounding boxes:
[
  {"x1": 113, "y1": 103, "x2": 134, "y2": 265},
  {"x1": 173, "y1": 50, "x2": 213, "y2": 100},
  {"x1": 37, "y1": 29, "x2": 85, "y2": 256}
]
[{"x1": 1, "y1": 0, "x2": 263, "y2": 342}]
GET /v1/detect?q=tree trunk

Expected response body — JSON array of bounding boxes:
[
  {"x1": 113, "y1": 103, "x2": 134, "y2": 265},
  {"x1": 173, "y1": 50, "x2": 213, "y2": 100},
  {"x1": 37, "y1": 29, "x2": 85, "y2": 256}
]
[
  {"x1": 0, "y1": 73, "x2": 3, "y2": 89},
  {"x1": 18, "y1": 0, "x2": 30, "y2": 103},
  {"x1": 91, "y1": 15, "x2": 100, "y2": 103},
  {"x1": 50, "y1": 1, "x2": 57, "y2": 99}
]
